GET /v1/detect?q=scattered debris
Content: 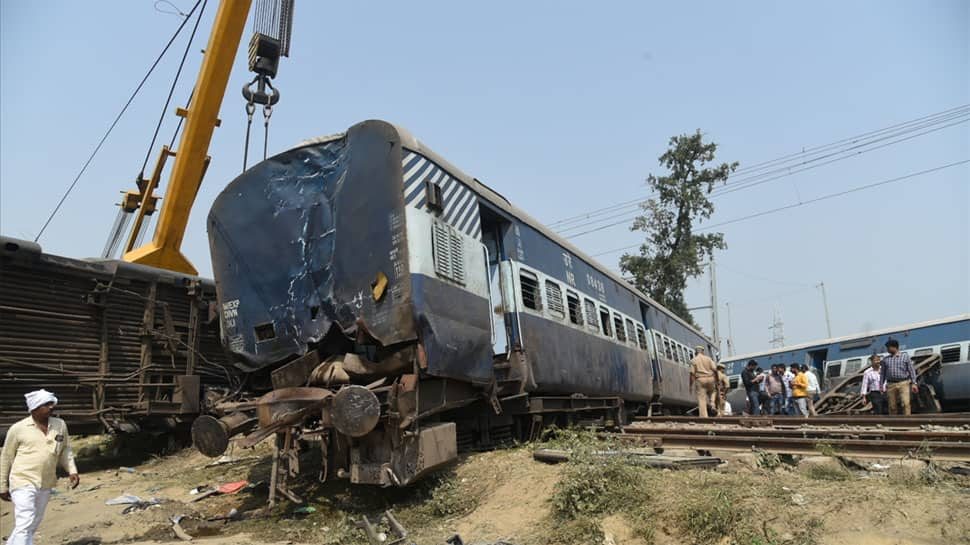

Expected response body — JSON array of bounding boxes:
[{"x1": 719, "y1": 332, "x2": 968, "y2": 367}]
[
  {"x1": 791, "y1": 493, "x2": 808, "y2": 506},
  {"x1": 533, "y1": 448, "x2": 722, "y2": 469},
  {"x1": 105, "y1": 494, "x2": 145, "y2": 505},
  {"x1": 203, "y1": 455, "x2": 259, "y2": 469},
  {"x1": 356, "y1": 509, "x2": 409, "y2": 545},
  {"x1": 117, "y1": 466, "x2": 137, "y2": 474},
  {"x1": 869, "y1": 463, "x2": 891, "y2": 472},
  {"x1": 171, "y1": 516, "x2": 193, "y2": 542},
  {"x1": 445, "y1": 536, "x2": 519, "y2": 545},
  {"x1": 216, "y1": 480, "x2": 248, "y2": 494},
  {"x1": 293, "y1": 506, "x2": 317, "y2": 515}
]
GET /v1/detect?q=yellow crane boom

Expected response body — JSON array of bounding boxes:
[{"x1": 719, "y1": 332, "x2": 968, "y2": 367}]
[{"x1": 123, "y1": 0, "x2": 252, "y2": 275}]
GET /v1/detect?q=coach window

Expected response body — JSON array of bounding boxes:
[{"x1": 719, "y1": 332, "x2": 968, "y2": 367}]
[
  {"x1": 845, "y1": 358, "x2": 862, "y2": 375},
  {"x1": 625, "y1": 319, "x2": 636, "y2": 346},
  {"x1": 599, "y1": 307, "x2": 613, "y2": 338},
  {"x1": 584, "y1": 299, "x2": 599, "y2": 333},
  {"x1": 545, "y1": 280, "x2": 565, "y2": 320},
  {"x1": 663, "y1": 338, "x2": 673, "y2": 360},
  {"x1": 636, "y1": 325, "x2": 648, "y2": 350},
  {"x1": 519, "y1": 270, "x2": 540, "y2": 310},
  {"x1": 614, "y1": 314, "x2": 627, "y2": 342},
  {"x1": 826, "y1": 361, "x2": 842, "y2": 379},
  {"x1": 654, "y1": 332, "x2": 663, "y2": 353},
  {"x1": 941, "y1": 344, "x2": 961, "y2": 364},
  {"x1": 676, "y1": 345, "x2": 685, "y2": 364},
  {"x1": 566, "y1": 291, "x2": 583, "y2": 326}
]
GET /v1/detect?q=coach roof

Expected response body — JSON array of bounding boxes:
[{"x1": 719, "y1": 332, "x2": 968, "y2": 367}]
[{"x1": 294, "y1": 120, "x2": 710, "y2": 343}]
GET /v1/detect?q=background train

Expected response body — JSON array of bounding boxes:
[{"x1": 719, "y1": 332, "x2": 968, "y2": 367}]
[
  {"x1": 0, "y1": 237, "x2": 238, "y2": 438},
  {"x1": 722, "y1": 314, "x2": 970, "y2": 412},
  {"x1": 198, "y1": 120, "x2": 713, "y2": 492}
]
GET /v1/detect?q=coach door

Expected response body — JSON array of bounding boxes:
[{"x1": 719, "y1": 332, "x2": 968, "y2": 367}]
[{"x1": 481, "y1": 216, "x2": 511, "y2": 356}]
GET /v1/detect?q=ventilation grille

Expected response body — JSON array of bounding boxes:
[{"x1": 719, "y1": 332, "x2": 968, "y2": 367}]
[{"x1": 432, "y1": 220, "x2": 465, "y2": 285}]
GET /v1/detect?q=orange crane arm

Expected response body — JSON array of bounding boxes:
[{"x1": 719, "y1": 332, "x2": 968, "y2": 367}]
[{"x1": 124, "y1": 0, "x2": 252, "y2": 275}]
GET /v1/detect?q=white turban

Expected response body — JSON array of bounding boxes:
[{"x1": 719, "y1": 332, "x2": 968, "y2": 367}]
[{"x1": 25, "y1": 389, "x2": 58, "y2": 412}]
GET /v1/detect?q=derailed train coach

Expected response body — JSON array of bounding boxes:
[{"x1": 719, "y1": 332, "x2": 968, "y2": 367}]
[
  {"x1": 0, "y1": 237, "x2": 238, "y2": 437},
  {"x1": 200, "y1": 120, "x2": 712, "y2": 497}
]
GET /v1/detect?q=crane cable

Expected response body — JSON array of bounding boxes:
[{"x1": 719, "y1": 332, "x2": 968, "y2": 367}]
[{"x1": 34, "y1": 0, "x2": 204, "y2": 243}]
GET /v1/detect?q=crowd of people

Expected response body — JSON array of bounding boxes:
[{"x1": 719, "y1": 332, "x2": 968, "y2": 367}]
[{"x1": 690, "y1": 338, "x2": 921, "y2": 418}]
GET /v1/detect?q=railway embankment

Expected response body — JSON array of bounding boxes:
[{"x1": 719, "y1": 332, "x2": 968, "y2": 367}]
[{"x1": 8, "y1": 427, "x2": 969, "y2": 545}]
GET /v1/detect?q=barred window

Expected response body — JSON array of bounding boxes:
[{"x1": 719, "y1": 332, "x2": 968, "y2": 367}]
[
  {"x1": 600, "y1": 307, "x2": 612, "y2": 337},
  {"x1": 614, "y1": 314, "x2": 627, "y2": 342},
  {"x1": 566, "y1": 291, "x2": 583, "y2": 325},
  {"x1": 520, "y1": 270, "x2": 540, "y2": 310},
  {"x1": 545, "y1": 280, "x2": 565, "y2": 320},
  {"x1": 625, "y1": 319, "x2": 636, "y2": 346},
  {"x1": 585, "y1": 299, "x2": 599, "y2": 333},
  {"x1": 636, "y1": 325, "x2": 648, "y2": 350}
]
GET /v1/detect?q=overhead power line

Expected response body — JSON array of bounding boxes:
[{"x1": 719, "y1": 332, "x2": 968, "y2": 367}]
[
  {"x1": 558, "y1": 112, "x2": 969, "y2": 237},
  {"x1": 34, "y1": 0, "x2": 203, "y2": 242},
  {"x1": 587, "y1": 158, "x2": 969, "y2": 258},
  {"x1": 549, "y1": 104, "x2": 969, "y2": 231}
]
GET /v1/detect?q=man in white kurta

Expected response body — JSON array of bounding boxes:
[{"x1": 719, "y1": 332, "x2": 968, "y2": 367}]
[{"x1": 1, "y1": 390, "x2": 79, "y2": 545}]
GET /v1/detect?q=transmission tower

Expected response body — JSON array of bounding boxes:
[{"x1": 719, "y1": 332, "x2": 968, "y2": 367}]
[{"x1": 769, "y1": 309, "x2": 785, "y2": 349}]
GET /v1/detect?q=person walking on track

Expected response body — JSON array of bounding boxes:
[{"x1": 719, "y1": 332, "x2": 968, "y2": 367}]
[
  {"x1": 689, "y1": 346, "x2": 717, "y2": 417},
  {"x1": 1, "y1": 389, "x2": 80, "y2": 545},
  {"x1": 880, "y1": 339, "x2": 918, "y2": 415},
  {"x1": 861, "y1": 355, "x2": 888, "y2": 414}
]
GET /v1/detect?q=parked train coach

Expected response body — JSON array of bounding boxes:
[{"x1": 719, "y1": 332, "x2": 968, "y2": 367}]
[
  {"x1": 0, "y1": 236, "x2": 239, "y2": 438},
  {"x1": 723, "y1": 315, "x2": 970, "y2": 413},
  {"x1": 198, "y1": 120, "x2": 713, "y2": 489}
]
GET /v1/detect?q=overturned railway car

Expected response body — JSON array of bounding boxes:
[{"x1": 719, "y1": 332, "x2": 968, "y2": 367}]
[
  {"x1": 200, "y1": 120, "x2": 711, "y2": 497},
  {"x1": 0, "y1": 237, "x2": 238, "y2": 435}
]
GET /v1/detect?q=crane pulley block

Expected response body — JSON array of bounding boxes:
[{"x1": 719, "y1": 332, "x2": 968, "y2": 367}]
[{"x1": 248, "y1": 32, "x2": 281, "y2": 78}]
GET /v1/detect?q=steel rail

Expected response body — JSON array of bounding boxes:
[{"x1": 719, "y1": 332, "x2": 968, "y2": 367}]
[
  {"x1": 633, "y1": 414, "x2": 970, "y2": 427},
  {"x1": 622, "y1": 426, "x2": 970, "y2": 443},
  {"x1": 615, "y1": 433, "x2": 970, "y2": 461}
]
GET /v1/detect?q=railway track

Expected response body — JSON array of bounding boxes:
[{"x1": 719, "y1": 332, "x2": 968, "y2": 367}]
[
  {"x1": 633, "y1": 414, "x2": 970, "y2": 428},
  {"x1": 618, "y1": 415, "x2": 970, "y2": 461}
]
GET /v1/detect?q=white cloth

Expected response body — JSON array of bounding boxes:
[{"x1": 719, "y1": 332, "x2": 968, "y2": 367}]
[
  {"x1": 8, "y1": 485, "x2": 52, "y2": 545},
  {"x1": 24, "y1": 390, "x2": 57, "y2": 413},
  {"x1": 723, "y1": 401, "x2": 733, "y2": 416},
  {"x1": 805, "y1": 370, "x2": 820, "y2": 394}
]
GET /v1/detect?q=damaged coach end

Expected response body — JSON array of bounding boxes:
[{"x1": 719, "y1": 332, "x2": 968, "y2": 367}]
[{"x1": 198, "y1": 121, "x2": 495, "y2": 499}]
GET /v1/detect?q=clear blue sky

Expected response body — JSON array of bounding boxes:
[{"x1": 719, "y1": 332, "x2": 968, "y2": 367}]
[{"x1": 2, "y1": 0, "x2": 967, "y2": 355}]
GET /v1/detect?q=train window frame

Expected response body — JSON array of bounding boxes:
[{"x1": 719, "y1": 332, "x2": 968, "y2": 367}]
[
  {"x1": 940, "y1": 344, "x2": 961, "y2": 364},
  {"x1": 584, "y1": 299, "x2": 599, "y2": 333},
  {"x1": 566, "y1": 290, "x2": 583, "y2": 326},
  {"x1": 614, "y1": 313, "x2": 627, "y2": 342},
  {"x1": 663, "y1": 338, "x2": 673, "y2": 360},
  {"x1": 826, "y1": 361, "x2": 842, "y2": 378},
  {"x1": 519, "y1": 269, "x2": 541, "y2": 311},
  {"x1": 625, "y1": 319, "x2": 636, "y2": 346},
  {"x1": 544, "y1": 280, "x2": 565, "y2": 320},
  {"x1": 914, "y1": 348, "x2": 933, "y2": 357},
  {"x1": 845, "y1": 358, "x2": 863, "y2": 375},
  {"x1": 677, "y1": 345, "x2": 685, "y2": 365},
  {"x1": 599, "y1": 307, "x2": 613, "y2": 338},
  {"x1": 635, "y1": 325, "x2": 648, "y2": 350}
]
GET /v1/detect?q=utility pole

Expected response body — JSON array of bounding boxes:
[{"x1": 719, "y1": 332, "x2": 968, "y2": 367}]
[
  {"x1": 709, "y1": 259, "x2": 721, "y2": 357},
  {"x1": 725, "y1": 302, "x2": 735, "y2": 357},
  {"x1": 817, "y1": 281, "x2": 832, "y2": 338},
  {"x1": 769, "y1": 308, "x2": 785, "y2": 349}
]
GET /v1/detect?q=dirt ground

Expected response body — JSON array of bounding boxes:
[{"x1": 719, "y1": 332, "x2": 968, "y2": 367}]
[{"x1": 1, "y1": 434, "x2": 968, "y2": 545}]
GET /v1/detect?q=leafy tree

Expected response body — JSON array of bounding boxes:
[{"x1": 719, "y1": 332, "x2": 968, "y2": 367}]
[{"x1": 620, "y1": 130, "x2": 738, "y2": 327}]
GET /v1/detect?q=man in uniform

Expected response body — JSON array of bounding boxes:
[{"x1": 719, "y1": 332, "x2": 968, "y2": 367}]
[
  {"x1": 1, "y1": 389, "x2": 80, "y2": 545},
  {"x1": 880, "y1": 339, "x2": 918, "y2": 415},
  {"x1": 689, "y1": 346, "x2": 717, "y2": 417},
  {"x1": 715, "y1": 363, "x2": 731, "y2": 416}
]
